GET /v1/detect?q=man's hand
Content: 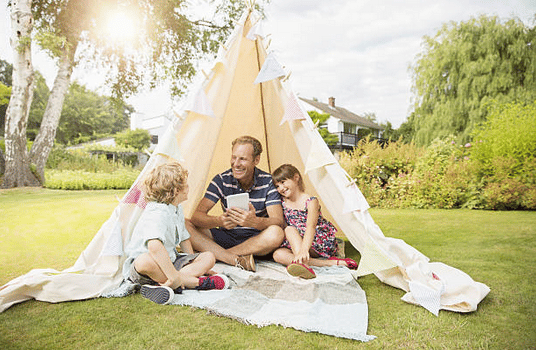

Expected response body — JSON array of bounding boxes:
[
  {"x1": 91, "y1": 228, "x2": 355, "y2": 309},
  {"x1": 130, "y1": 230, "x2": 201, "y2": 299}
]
[
  {"x1": 227, "y1": 202, "x2": 258, "y2": 228},
  {"x1": 219, "y1": 211, "x2": 238, "y2": 230}
]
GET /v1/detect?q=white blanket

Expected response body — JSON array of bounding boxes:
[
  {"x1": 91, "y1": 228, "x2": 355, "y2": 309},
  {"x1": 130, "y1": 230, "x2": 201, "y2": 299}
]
[{"x1": 104, "y1": 261, "x2": 375, "y2": 342}]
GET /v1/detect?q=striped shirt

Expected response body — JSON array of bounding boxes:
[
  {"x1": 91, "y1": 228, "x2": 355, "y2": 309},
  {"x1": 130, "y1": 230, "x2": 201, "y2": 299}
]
[{"x1": 204, "y1": 167, "x2": 282, "y2": 234}]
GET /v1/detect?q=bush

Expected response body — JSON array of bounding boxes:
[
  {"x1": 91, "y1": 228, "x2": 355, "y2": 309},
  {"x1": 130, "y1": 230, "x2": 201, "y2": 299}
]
[
  {"x1": 45, "y1": 169, "x2": 140, "y2": 190},
  {"x1": 471, "y1": 100, "x2": 536, "y2": 176},
  {"x1": 115, "y1": 129, "x2": 151, "y2": 151},
  {"x1": 44, "y1": 144, "x2": 142, "y2": 190},
  {"x1": 339, "y1": 138, "x2": 423, "y2": 208},
  {"x1": 409, "y1": 136, "x2": 482, "y2": 209}
]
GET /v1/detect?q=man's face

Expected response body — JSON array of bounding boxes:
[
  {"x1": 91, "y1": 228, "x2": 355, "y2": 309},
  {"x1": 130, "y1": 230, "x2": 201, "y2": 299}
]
[{"x1": 231, "y1": 143, "x2": 259, "y2": 186}]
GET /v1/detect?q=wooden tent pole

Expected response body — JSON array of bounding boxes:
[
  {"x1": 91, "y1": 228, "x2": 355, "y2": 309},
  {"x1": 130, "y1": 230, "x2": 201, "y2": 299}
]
[{"x1": 254, "y1": 38, "x2": 271, "y2": 173}]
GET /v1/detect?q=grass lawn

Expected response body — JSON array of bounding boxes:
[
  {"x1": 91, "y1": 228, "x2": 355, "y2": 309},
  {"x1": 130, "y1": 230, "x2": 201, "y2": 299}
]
[{"x1": 1, "y1": 188, "x2": 535, "y2": 349}]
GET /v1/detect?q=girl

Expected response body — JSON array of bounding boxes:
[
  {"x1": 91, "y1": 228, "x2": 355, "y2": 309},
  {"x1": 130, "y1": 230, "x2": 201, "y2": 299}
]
[{"x1": 272, "y1": 164, "x2": 357, "y2": 279}]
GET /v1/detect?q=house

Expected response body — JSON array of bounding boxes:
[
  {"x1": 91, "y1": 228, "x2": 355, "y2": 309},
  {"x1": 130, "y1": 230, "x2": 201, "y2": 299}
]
[
  {"x1": 299, "y1": 97, "x2": 384, "y2": 150},
  {"x1": 130, "y1": 110, "x2": 174, "y2": 149}
]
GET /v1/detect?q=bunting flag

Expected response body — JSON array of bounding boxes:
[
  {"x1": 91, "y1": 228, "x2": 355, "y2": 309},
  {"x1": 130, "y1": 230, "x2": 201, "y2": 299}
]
[
  {"x1": 355, "y1": 239, "x2": 398, "y2": 276},
  {"x1": 154, "y1": 123, "x2": 184, "y2": 162},
  {"x1": 183, "y1": 88, "x2": 216, "y2": 119},
  {"x1": 407, "y1": 280, "x2": 444, "y2": 316},
  {"x1": 342, "y1": 182, "x2": 370, "y2": 213},
  {"x1": 121, "y1": 182, "x2": 148, "y2": 209},
  {"x1": 246, "y1": 19, "x2": 264, "y2": 40},
  {"x1": 304, "y1": 136, "x2": 336, "y2": 174},
  {"x1": 280, "y1": 93, "x2": 306, "y2": 125},
  {"x1": 253, "y1": 53, "x2": 286, "y2": 84}
]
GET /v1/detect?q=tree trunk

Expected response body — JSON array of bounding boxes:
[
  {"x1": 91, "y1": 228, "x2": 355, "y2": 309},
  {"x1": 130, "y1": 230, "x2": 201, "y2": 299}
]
[
  {"x1": 2, "y1": 0, "x2": 40, "y2": 188},
  {"x1": 0, "y1": 148, "x2": 5, "y2": 175},
  {"x1": 29, "y1": 46, "x2": 76, "y2": 181}
]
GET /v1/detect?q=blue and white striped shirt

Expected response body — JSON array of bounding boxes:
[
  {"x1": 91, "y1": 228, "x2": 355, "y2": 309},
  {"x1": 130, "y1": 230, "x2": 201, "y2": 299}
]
[{"x1": 204, "y1": 167, "x2": 282, "y2": 234}]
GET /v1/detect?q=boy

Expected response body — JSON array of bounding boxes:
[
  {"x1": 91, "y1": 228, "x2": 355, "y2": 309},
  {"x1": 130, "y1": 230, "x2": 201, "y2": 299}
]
[{"x1": 123, "y1": 161, "x2": 229, "y2": 304}]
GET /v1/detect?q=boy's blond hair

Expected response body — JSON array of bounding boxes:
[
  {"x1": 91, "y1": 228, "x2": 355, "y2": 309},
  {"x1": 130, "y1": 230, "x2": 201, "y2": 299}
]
[{"x1": 142, "y1": 161, "x2": 188, "y2": 204}]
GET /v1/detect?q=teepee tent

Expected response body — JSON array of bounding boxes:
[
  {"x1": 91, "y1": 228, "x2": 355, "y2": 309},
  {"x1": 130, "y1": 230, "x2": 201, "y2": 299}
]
[{"x1": 0, "y1": 9, "x2": 489, "y2": 315}]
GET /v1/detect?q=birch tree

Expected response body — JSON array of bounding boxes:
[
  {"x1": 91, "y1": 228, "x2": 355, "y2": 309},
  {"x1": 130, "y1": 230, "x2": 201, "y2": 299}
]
[
  {"x1": 2, "y1": 0, "x2": 40, "y2": 187},
  {"x1": 2, "y1": 0, "x2": 265, "y2": 188}
]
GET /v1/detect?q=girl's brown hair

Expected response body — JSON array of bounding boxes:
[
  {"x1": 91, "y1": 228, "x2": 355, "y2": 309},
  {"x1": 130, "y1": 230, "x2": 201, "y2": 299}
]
[
  {"x1": 142, "y1": 161, "x2": 188, "y2": 204},
  {"x1": 272, "y1": 164, "x2": 304, "y2": 191}
]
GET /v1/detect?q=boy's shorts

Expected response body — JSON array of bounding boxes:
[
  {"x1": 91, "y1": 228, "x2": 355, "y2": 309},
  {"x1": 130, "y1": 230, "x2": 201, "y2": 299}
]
[
  {"x1": 210, "y1": 227, "x2": 259, "y2": 249},
  {"x1": 128, "y1": 251, "x2": 199, "y2": 285}
]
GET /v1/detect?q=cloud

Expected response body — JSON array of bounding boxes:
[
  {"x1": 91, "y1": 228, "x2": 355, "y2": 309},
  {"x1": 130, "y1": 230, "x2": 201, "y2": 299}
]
[
  {"x1": 1, "y1": 0, "x2": 534, "y2": 128},
  {"x1": 264, "y1": 0, "x2": 535, "y2": 127}
]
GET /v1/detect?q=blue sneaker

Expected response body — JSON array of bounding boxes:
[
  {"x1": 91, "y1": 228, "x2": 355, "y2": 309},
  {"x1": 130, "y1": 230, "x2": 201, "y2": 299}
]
[{"x1": 140, "y1": 285, "x2": 174, "y2": 304}]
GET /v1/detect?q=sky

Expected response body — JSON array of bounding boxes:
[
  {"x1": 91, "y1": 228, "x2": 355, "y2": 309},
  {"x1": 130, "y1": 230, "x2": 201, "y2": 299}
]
[{"x1": 1, "y1": 0, "x2": 535, "y2": 128}]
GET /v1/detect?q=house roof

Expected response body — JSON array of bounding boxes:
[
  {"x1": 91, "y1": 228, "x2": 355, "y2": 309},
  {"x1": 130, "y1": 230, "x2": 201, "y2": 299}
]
[{"x1": 299, "y1": 97, "x2": 383, "y2": 130}]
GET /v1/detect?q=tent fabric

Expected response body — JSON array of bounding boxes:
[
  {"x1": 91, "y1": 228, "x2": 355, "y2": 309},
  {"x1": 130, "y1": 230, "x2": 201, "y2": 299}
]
[{"x1": 0, "y1": 9, "x2": 489, "y2": 315}]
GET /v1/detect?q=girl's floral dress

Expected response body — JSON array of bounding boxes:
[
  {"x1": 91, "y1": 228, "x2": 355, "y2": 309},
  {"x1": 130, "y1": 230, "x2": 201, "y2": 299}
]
[{"x1": 280, "y1": 196, "x2": 338, "y2": 258}]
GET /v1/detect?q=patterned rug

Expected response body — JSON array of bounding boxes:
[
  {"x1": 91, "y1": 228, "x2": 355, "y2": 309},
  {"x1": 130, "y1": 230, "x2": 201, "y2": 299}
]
[{"x1": 168, "y1": 261, "x2": 375, "y2": 341}]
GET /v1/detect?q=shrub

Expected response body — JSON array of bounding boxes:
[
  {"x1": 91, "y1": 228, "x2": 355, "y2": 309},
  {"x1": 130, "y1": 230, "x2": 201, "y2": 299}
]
[
  {"x1": 339, "y1": 138, "x2": 423, "y2": 208},
  {"x1": 471, "y1": 100, "x2": 536, "y2": 177},
  {"x1": 115, "y1": 129, "x2": 151, "y2": 151},
  {"x1": 45, "y1": 169, "x2": 140, "y2": 190}
]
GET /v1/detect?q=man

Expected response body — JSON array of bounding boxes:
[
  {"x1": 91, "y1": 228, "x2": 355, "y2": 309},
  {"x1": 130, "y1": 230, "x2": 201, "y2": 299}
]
[{"x1": 187, "y1": 136, "x2": 285, "y2": 271}]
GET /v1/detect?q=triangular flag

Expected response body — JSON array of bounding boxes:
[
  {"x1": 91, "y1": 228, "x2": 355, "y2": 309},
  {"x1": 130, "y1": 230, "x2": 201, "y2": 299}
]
[
  {"x1": 406, "y1": 281, "x2": 444, "y2": 316},
  {"x1": 304, "y1": 137, "x2": 336, "y2": 173},
  {"x1": 280, "y1": 93, "x2": 306, "y2": 125},
  {"x1": 154, "y1": 121, "x2": 184, "y2": 162},
  {"x1": 342, "y1": 182, "x2": 370, "y2": 213},
  {"x1": 254, "y1": 53, "x2": 286, "y2": 84},
  {"x1": 246, "y1": 20, "x2": 264, "y2": 40},
  {"x1": 356, "y1": 239, "x2": 398, "y2": 276},
  {"x1": 183, "y1": 88, "x2": 216, "y2": 118}
]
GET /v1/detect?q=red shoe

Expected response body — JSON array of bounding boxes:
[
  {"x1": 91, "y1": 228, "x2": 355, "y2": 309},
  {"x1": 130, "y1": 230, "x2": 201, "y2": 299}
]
[
  {"x1": 196, "y1": 275, "x2": 230, "y2": 290},
  {"x1": 287, "y1": 263, "x2": 316, "y2": 279},
  {"x1": 328, "y1": 257, "x2": 358, "y2": 270}
]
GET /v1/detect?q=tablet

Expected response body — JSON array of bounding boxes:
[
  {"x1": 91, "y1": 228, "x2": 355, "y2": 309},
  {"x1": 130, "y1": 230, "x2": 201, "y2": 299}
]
[{"x1": 226, "y1": 193, "x2": 249, "y2": 211}]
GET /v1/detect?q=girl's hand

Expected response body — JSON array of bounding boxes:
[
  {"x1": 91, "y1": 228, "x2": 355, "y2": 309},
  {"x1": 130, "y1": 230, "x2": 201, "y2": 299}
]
[{"x1": 293, "y1": 249, "x2": 310, "y2": 265}]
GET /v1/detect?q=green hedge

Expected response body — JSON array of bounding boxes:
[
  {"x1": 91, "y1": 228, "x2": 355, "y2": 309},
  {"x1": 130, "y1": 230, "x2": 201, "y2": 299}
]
[
  {"x1": 45, "y1": 169, "x2": 140, "y2": 190},
  {"x1": 339, "y1": 100, "x2": 536, "y2": 211}
]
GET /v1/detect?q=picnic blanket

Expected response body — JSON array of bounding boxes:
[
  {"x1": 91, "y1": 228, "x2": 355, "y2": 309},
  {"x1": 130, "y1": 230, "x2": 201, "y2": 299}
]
[{"x1": 104, "y1": 261, "x2": 375, "y2": 342}]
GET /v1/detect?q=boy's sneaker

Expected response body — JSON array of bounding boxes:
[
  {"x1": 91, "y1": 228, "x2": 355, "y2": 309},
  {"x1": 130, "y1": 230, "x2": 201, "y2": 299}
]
[
  {"x1": 196, "y1": 274, "x2": 230, "y2": 290},
  {"x1": 235, "y1": 254, "x2": 256, "y2": 272},
  {"x1": 140, "y1": 285, "x2": 175, "y2": 304}
]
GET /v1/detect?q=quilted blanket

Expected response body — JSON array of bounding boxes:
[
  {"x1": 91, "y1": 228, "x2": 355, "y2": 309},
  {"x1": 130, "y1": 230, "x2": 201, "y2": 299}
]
[{"x1": 163, "y1": 261, "x2": 374, "y2": 341}]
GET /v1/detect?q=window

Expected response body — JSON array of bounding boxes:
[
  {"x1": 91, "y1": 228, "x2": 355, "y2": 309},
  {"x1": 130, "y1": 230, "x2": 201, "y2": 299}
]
[{"x1": 343, "y1": 122, "x2": 357, "y2": 134}]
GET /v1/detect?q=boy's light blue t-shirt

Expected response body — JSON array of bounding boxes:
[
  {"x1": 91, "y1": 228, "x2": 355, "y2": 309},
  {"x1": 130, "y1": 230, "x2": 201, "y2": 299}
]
[{"x1": 122, "y1": 201, "x2": 190, "y2": 280}]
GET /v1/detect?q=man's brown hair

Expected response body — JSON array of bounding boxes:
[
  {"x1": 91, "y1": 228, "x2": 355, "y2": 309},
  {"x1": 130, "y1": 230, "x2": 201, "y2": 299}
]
[{"x1": 232, "y1": 135, "x2": 263, "y2": 158}]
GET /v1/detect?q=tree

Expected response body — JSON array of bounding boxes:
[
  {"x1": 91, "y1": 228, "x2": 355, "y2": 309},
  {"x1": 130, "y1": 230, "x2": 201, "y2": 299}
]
[
  {"x1": 27, "y1": 71, "x2": 50, "y2": 140},
  {"x1": 0, "y1": 59, "x2": 13, "y2": 132},
  {"x1": 115, "y1": 128, "x2": 151, "y2": 151},
  {"x1": 3, "y1": 0, "x2": 40, "y2": 187},
  {"x1": 53, "y1": 82, "x2": 130, "y2": 144},
  {"x1": 307, "y1": 110, "x2": 338, "y2": 146},
  {"x1": 2, "y1": 0, "x2": 266, "y2": 188},
  {"x1": 409, "y1": 15, "x2": 536, "y2": 146},
  {"x1": 379, "y1": 121, "x2": 400, "y2": 141}
]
